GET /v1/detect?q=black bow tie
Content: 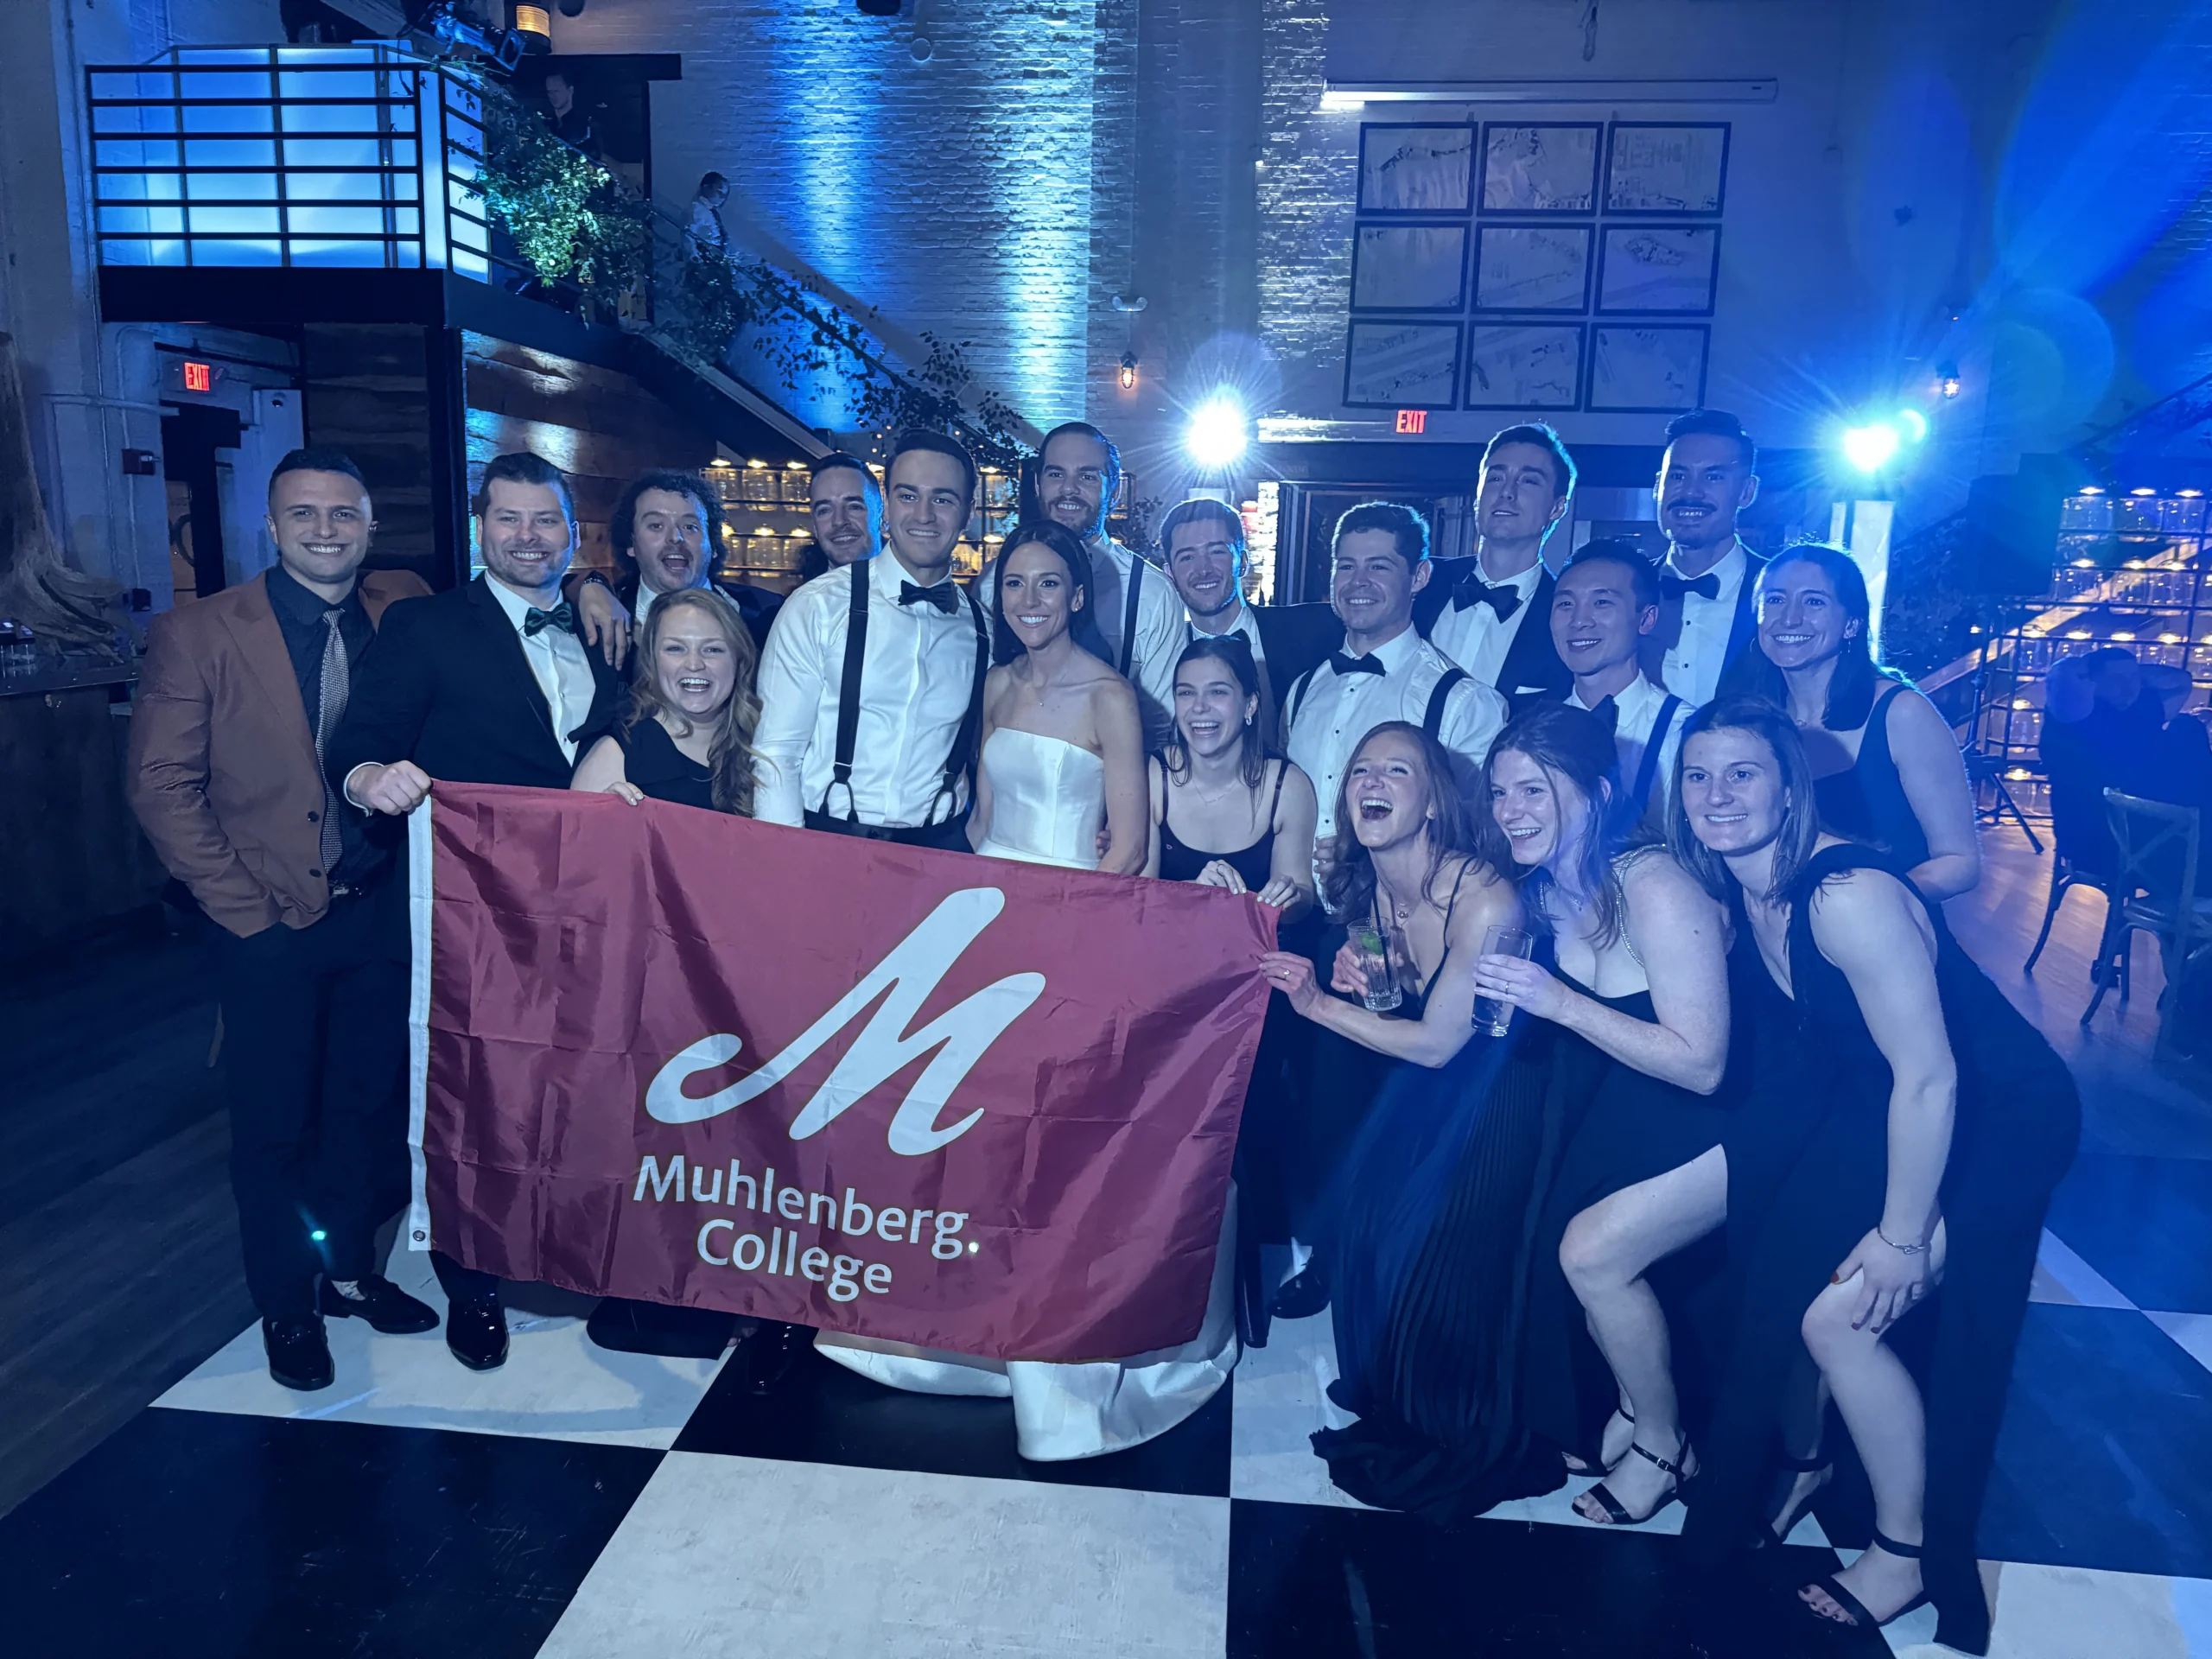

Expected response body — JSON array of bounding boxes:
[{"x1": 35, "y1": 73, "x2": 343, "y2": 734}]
[
  {"x1": 1329, "y1": 651, "x2": 1386, "y2": 678},
  {"x1": 1586, "y1": 694, "x2": 1621, "y2": 734},
  {"x1": 899, "y1": 579, "x2": 959, "y2": 614},
  {"x1": 1452, "y1": 574, "x2": 1522, "y2": 620},
  {"x1": 521, "y1": 600, "x2": 575, "y2": 637},
  {"x1": 1661, "y1": 571, "x2": 1721, "y2": 603}
]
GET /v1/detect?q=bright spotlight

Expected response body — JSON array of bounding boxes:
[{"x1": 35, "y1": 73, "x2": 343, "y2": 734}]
[
  {"x1": 1185, "y1": 397, "x2": 1249, "y2": 470},
  {"x1": 1841, "y1": 422, "x2": 1900, "y2": 474},
  {"x1": 1894, "y1": 408, "x2": 1929, "y2": 442}
]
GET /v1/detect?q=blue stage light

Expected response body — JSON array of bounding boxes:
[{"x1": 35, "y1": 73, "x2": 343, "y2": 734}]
[
  {"x1": 309, "y1": 1229, "x2": 327, "y2": 1243},
  {"x1": 1842, "y1": 423, "x2": 1901, "y2": 474},
  {"x1": 1185, "y1": 397, "x2": 1249, "y2": 470}
]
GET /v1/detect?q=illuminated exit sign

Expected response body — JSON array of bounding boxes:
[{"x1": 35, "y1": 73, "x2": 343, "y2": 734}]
[
  {"x1": 1395, "y1": 409, "x2": 1427, "y2": 435},
  {"x1": 182, "y1": 360, "x2": 215, "y2": 392}
]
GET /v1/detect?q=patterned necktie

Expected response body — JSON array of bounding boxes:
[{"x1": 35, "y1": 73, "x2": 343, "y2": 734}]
[
  {"x1": 315, "y1": 611, "x2": 348, "y2": 875},
  {"x1": 523, "y1": 600, "x2": 576, "y2": 636}
]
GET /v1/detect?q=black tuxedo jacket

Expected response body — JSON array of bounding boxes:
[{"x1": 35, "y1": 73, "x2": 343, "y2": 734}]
[
  {"x1": 327, "y1": 575, "x2": 625, "y2": 797},
  {"x1": 1247, "y1": 601, "x2": 1344, "y2": 711},
  {"x1": 1417, "y1": 555, "x2": 1573, "y2": 709}
]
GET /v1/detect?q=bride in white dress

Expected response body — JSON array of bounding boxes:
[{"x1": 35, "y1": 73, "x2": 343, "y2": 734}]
[{"x1": 817, "y1": 521, "x2": 1242, "y2": 1460}]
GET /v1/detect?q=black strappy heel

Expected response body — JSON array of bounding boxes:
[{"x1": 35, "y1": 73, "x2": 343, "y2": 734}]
[
  {"x1": 1562, "y1": 1406, "x2": 1635, "y2": 1476},
  {"x1": 1761, "y1": 1448, "x2": 1833, "y2": 1544},
  {"x1": 1576, "y1": 1433, "x2": 1691, "y2": 1527},
  {"x1": 1799, "y1": 1529, "x2": 1930, "y2": 1631}
]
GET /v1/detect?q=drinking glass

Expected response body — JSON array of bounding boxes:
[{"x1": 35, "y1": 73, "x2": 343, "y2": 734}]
[
  {"x1": 1472, "y1": 925, "x2": 1537, "y2": 1037},
  {"x1": 1351, "y1": 926, "x2": 1402, "y2": 1013}
]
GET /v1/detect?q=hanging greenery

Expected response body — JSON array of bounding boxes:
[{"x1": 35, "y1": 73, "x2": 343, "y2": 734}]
[{"x1": 467, "y1": 92, "x2": 1025, "y2": 470}]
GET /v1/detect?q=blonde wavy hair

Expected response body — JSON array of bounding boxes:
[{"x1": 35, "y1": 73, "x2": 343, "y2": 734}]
[{"x1": 624, "y1": 586, "x2": 762, "y2": 817}]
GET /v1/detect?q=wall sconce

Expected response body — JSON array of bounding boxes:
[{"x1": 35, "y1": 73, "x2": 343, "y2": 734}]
[
  {"x1": 1119, "y1": 352, "x2": 1139, "y2": 391},
  {"x1": 1937, "y1": 360, "x2": 1961, "y2": 399},
  {"x1": 512, "y1": 4, "x2": 552, "y2": 47}
]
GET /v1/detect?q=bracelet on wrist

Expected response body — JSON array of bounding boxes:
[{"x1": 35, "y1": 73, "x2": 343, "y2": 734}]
[{"x1": 1877, "y1": 1226, "x2": 1929, "y2": 1256}]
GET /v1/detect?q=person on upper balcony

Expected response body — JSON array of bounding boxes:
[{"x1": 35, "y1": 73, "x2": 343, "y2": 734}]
[{"x1": 686, "y1": 171, "x2": 730, "y2": 260}]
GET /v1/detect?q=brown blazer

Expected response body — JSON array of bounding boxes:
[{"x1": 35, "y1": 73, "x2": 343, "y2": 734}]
[{"x1": 127, "y1": 569, "x2": 430, "y2": 938}]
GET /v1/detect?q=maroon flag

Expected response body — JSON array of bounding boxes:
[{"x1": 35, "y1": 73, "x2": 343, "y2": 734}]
[{"x1": 405, "y1": 785, "x2": 1275, "y2": 1362}]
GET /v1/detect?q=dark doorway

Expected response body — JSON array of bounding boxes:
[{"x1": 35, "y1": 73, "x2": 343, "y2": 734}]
[{"x1": 160, "y1": 404, "x2": 243, "y2": 601}]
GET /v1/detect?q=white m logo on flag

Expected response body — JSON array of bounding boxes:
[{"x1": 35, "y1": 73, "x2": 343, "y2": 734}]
[{"x1": 645, "y1": 887, "x2": 1046, "y2": 1155}]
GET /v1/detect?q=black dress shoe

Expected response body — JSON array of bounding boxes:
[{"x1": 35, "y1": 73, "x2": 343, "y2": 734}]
[
  {"x1": 320, "y1": 1274, "x2": 441, "y2": 1335},
  {"x1": 1272, "y1": 1264, "x2": 1331, "y2": 1319},
  {"x1": 445, "y1": 1294, "x2": 510, "y2": 1371},
  {"x1": 264, "y1": 1316, "x2": 334, "y2": 1391},
  {"x1": 742, "y1": 1321, "x2": 813, "y2": 1395}
]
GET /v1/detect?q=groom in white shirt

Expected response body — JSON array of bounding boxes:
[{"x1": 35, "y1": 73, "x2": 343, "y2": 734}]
[
  {"x1": 1551, "y1": 540, "x2": 1690, "y2": 828},
  {"x1": 1647, "y1": 408, "x2": 1767, "y2": 706},
  {"x1": 752, "y1": 430, "x2": 991, "y2": 849}
]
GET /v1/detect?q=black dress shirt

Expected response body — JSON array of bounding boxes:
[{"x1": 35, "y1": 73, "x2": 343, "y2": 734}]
[{"x1": 265, "y1": 565, "x2": 383, "y2": 884}]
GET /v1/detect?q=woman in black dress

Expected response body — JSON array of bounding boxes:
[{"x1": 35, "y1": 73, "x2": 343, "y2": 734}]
[
  {"x1": 1471, "y1": 703, "x2": 1732, "y2": 1527},
  {"x1": 1719, "y1": 543, "x2": 1980, "y2": 899},
  {"x1": 571, "y1": 587, "x2": 809, "y2": 1378},
  {"x1": 1259, "y1": 721, "x2": 1560, "y2": 1515},
  {"x1": 1670, "y1": 699, "x2": 2077, "y2": 1649}
]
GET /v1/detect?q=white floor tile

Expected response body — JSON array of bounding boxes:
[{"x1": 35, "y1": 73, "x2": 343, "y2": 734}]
[
  {"x1": 1229, "y1": 1309, "x2": 1366, "y2": 1509},
  {"x1": 152, "y1": 1231, "x2": 728, "y2": 1448},
  {"x1": 2146, "y1": 1310, "x2": 2212, "y2": 1378},
  {"x1": 2032, "y1": 1229, "x2": 2137, "y2": 1310},
  {"x1": 1886, "y1": 1560, "x2": 2212, "y2": 1658},
  {"x1": 537, "y1": 1452, "x2": 1230, "y2": 1659}
]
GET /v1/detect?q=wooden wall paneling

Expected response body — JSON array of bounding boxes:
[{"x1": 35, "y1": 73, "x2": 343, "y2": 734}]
[{"x1": 299, "y1": 324, "x2": 438, "y2": 586}]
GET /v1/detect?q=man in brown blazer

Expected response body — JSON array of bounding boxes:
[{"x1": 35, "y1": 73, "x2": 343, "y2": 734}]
[{"x1": 129, "y1": 448, "x2": 439, "y2": 1391}]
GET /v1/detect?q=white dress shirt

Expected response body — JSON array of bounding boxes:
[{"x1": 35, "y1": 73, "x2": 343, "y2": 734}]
[
  {"x1": 1086, "y1": 537, "x2": 1185, "y2": 742},
  {"x1": 486, "y1": 575, "x2": 596, "y2": 764},
  {"x1": 1656, "y1": 539, "x2": 1750, "y2": 707},
  {"x1": 1427, "y1": 557, "x2": 1544, "y2": 690},
  {"x1": 752, "y1": 553, "x2": 984, "y2": 828},
  {"x1": 1567, "y1": 675, "x2": 1689, "y2": 822},
  {"x1": 1287, "y1": 626, "x2": 1510, "y2": 840}
]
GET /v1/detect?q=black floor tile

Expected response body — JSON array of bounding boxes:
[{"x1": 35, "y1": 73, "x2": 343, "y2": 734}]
[
  {"x1": 1981, "y1": 1303, "x2": 2212, "y2": 1579},
  {"x1": 1227, "y1": 1498, "x2": 1889, "y2": 1659},
  {"x1": 0, "y1": 1406, "x2": 658, "y2": 1659},
  {"x1": 671, "y1": 1341, "x2": 1232, "y2": 1497},
  {"x1": 2044, "y1": 1154, "x2": 2212, "y2": 1313}
]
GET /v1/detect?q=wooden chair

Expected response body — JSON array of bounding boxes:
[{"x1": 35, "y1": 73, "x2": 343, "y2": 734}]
[{"x1": 2082, "y1": 790, "x2": 2212, "y2": 1055}]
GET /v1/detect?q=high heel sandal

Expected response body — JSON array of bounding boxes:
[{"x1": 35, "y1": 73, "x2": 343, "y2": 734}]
[
  {"x1": 1576, "y1": 1433, "x2": 1691, "y2": 1527},
  {"x1": 1799, "y1": 1529, "x2": 1930, "y2": 1631},
  {"x1": 1761, "y1": 1448, "x2": 1832, "y2": 1546},
  {"x1": 1562, "y1": 1407, "x2": 1635, "y2": 1476}
]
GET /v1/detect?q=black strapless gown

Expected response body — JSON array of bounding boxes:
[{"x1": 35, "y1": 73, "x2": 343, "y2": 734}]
[
  {"x1": 1682, "y1": 843, "x2": 2080, "y2": 1656},
  {"x1": 1313, "y1": 976, "x2": 1567, "y2": 1520}
]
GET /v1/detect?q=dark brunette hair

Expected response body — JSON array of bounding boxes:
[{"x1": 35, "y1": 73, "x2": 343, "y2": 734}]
[
  {"x1": 1665, "y1": 696, "x2": 1826, "y2": 905},
  {"x1": 1325, "y1": 721, "x2": 1480, "y2": 928},
  {"x1": 1560, "y1": 537, "x2": 1662, "y2": 610},
  {"x1": 623, "y1": 586, "x2": 761, "y2": 817},
  {"x1": 1156, "y1": 497, "x2": 1246, "y2": 563},
  {"x1": 267, "y1": 447, "x2": 367, "y2": 502},
  {"x1": 608, "y1": 469, "x2": 719, "y2": 591},
  {"x1": 1719, "y1": 542, "x2": 1906, "y2": 730},
  {"x1": 1662, "y1": 407, "x2": 1758, "y2": 472},
  {"x1": 1037, "y1": 421, "x2": 1123, "y2": 499},
  {"x1": 1483, "y1": 422, "x2": 1578, "y2": 497},
  {"x1": 887, "y1": 429, "x2": 978, "y2": 512},
  {"x1": 989, "y1": 520, "x2": 1109, "y2": 664},
  {"x1": 1480, "y1": 701, "x2": 1645, "y2": 949},
  {"x1": 1331, "y1": 500, "x2": 1432, "y2": 568},
  {"x1": 1163, "y1": 634, "x2": 1272, "y2": 791},
  {"x1": 472, "y1": 451, "x2": 574, "y2": 521}
]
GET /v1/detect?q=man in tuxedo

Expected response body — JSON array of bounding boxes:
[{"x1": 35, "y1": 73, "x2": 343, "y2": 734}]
[
  {"x1": 1285, "y1": 501, "x2": 1510, "y2": 850},
  {"x1": 129, "y1": 448, "x2": 439, "y2": 1392},
  {"x1": 798, "y1": 450, "x2": 884, "y2": 579},
  {"x1": 1647, "y1": 408, "x2": 1766, "y2": 705},
  {"x1": 1422, "y1": 423, "x2": 1577, "y2": 711},
  {"x1": 988, "y1": 422, "x2": 1183, "y2": 743},
  {"x1": 327, "y1": 449, "x2": 626, "y2": 1372},
  {"x1": 1550, "y1": 540, "x2": 1689, "y2": 828},
  {"x1": 1159, "y1": 496, "x2": 1339, "y2": 741},
  {"x1": 752, "y1": 429, "x2": 991, "y2": 848},
  {"x1": 609, "y1": 469, "x2": 784, "y2": 649}
]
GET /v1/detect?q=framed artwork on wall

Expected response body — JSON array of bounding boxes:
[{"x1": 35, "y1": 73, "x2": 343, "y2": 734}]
[
  {"x1": 1351, "y1": 223, "x2": 1470, "y2": 312},
  {"x1": 1463, "y1": 323, "x2": 1585, "y2": 410},
  {"x1": 1586, "y1": 324, "x2": 1710, "y2": 412},
  {"x1": 1471, "y1": 223, "x2": 1592, "y2": 315},
  {"x1": 1357, "y1": 124, "x2": 1477, "y2": 215},
  {"x1": 1344, "y1": 319, "x2": 1464, "y2": 408},
  {"x1": 1479, "y1": 123, "x2": 1601, "y2": 213},
  {"x1": 1596, "y1": 224, "x2": 1721, "y2": 315},
  {"x1": 1603, "y1": 123, "x2": 1731, "y2": 215}
]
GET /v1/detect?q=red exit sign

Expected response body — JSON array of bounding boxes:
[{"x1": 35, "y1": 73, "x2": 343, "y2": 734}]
[
  {"x1": 182, "y1": 359, "x2": 214, "y2": 392},
  {"x1": 1395, "y1": 409, "x2": 1427, "y2": 435}
]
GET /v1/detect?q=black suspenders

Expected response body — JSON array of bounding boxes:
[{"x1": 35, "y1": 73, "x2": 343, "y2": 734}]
[
  {"x1": 1630, "y1": 694, "x2": 1685, "y2": 816},
  {"x1": 819, "y1": 562, "x2": 989, "y2": 827},
  {"x1": 1284, "y1": 659, "x2": 1465, "y2": 738},
  {"x1": 1117, "y1": 550, "x2": 1144, "y2": 679}
]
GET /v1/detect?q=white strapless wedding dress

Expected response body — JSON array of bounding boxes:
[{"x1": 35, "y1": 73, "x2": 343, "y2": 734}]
[{"x1": 817, "y1": 726, "x2": 1241, "y2": 1461}]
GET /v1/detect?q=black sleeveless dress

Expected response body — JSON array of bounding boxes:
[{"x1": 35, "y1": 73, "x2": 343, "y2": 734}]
[
  {"x1": 1682, "y1": 844, "x2": 2080, "y2": 1656},
  {"x1": 1314, "y1": 912, "x2": 1567, "y2": 1519},
  {"x1": 1157, "y1": 760, "x2": 1286, "y2": 888},
  {"x1": 1814, "y1": 683, "x2": 1930, "y2": 870},
  {"x1": 613, "y1": 718, "x2": 715, "y2": 810}
]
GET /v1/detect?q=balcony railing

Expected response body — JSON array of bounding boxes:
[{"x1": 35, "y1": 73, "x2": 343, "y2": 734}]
[{"x1": 87, "y1": 44, "x2": 489, "y2": 276}]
